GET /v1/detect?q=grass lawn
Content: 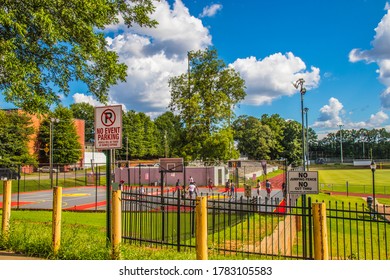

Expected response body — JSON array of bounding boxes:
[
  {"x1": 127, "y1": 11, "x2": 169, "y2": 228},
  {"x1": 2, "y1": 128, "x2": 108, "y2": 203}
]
[
  {"x1": 0, "y1": 210, "x2": 199, "y2": 260},
  {"x1": 1, "y1": 210, "x2": 279, "y2": 260},
  {"x1": 318, "y1": 168, "x2": 390, "y2": 195}
]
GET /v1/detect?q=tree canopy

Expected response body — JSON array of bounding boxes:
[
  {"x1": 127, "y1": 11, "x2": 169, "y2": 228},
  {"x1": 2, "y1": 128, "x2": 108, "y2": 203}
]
[
  {"x1": 38, "y1": 105, "x2": 82, "y2": 164},
  {"x1": 0, "y1": 0, "x2": 157, "y2": 113},
  {"x1": 169, "y1": 48, "x2": 246, "y2": 161},
  {"x1": 233, "y1": 114, "x2": 304, "y2": 165},
  {"x1": 70, "y1": 102, "x2": 94, "y2": 143},
  {"x1": 0, "y1": 110, "x2": 36, "y2": 166}
]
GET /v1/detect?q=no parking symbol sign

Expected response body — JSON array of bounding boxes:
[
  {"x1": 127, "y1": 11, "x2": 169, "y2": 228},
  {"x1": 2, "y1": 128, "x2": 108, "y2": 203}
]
[{"x1": 94, "y1": 105, "x2": 123, "y2": 149}]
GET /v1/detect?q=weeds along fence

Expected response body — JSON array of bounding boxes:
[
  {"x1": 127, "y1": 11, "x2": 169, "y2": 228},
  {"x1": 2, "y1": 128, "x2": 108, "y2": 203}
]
[{"x1": 121, "y1": 187, "x2": 390, "y2": 260}]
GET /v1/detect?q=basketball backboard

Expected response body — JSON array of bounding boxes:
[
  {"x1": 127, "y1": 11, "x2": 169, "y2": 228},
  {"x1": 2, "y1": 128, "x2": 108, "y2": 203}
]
[{"x1": 159, "y1": 158, "x2": 184, "y2": 172}]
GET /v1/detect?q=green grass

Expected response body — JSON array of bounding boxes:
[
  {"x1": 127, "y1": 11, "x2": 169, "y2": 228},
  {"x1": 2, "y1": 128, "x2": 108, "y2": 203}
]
[
  {"x1": 308, "y1": 193, "x2": 368, "y2": 205},
  {"x1": 1, "y1": 210, "x2": 277, "y2": 260},
  {"x1": 304, "y1": 193, "x2": 390, "y2": 260},
  {"x1": 0, "y1": 210, "x2": 197, "y2": 260},
  {"x1": 318, "y1": 168, "x2": 390, "y2": 195}
]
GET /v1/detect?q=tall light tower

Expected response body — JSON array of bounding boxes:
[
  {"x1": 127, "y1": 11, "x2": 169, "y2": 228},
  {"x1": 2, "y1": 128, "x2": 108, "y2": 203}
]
[
  {"x1": 338, "y1": 124, "x2": 344, "y2": 164},
  {"x1": 292, "y1": 78, "x2": 308, "y2": 259},
  {"x1": 293, "y1": 78, "x2": 307, "y2": 171},
  {"x1": 304, "y1": 107, "x2": 309, "y2": 170}
]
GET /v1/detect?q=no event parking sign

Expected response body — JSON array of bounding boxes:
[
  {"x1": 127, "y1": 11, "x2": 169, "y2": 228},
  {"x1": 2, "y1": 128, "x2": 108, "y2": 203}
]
[
  {"x1": 287, "y1": 171, "x2": 319, "y2": 194},
  {"x1": 94, "y1": 105, "x2": 122, "y2": 149}
]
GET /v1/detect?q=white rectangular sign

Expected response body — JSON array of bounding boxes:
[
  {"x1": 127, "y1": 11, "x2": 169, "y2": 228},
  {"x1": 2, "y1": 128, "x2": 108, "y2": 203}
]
[
  {"x1": 287, "y1": 171, "x2": 319, "y2": 194},
  {"x1": 94, "y1": 105, "x2": 123, "y2": 149}
]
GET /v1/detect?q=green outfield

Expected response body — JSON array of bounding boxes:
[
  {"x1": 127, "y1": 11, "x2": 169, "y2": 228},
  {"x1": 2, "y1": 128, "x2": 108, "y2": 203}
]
[{"x1": 317, "y1": 168, "x2": 390, "y2": 195}]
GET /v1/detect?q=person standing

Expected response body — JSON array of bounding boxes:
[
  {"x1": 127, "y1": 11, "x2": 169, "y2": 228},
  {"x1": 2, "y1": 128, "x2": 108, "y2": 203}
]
[
  {"x1": 282, "y1": 182, "x2": 287, "y2": 199},
  {"x1": 188, "y1": 181, "x2": 197, "y2": 199},
  {"x1": 265, "y1": 179, "x2": 272, "y2": 199},
  {"x1": 173, "y1": 179, "x2": 181, "y2": 195},
  {"x1": 223, "y1": 179, "x2": 230, "y2": 196},
  {"x1": 230, "y1": 179, "x2": 235, "y2": 198},
  {"x1": 256, "y1": 179, "x2": 262, "y2": 197},
  {"x1": 208, "y1": 178, "x2": 213, "y2": 191}
]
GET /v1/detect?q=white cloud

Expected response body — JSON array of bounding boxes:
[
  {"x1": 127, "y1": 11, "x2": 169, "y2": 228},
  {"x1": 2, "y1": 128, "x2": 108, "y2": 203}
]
[
  {"x1": 312, "y1": 98, "x2": 344, "y2": 128},
  {"x1": 107, "y1": 0, "x2": 211, "y2": 58},
  {"x1": 199, "y1": 4, "x2": 223, "y2": 18},
  {"x1": 102, "y1": 0, "x2": 212, "y2": 116},
  {"x1": 88, "y1": 1, "x2": 321, "y2": 117},
  {"x1": 72, "y1": 93, "x2": 104, "y2": 107},
  {"x1": 349, "y1": 5, "x2": 390, "y2": 109},
  {"x1": 72, "y1": 93, "x2": 128, "y2": 112},
  {"x1": 313, "y1": 97, "x2": 389, "y2": 129},
  {"x1": 367, "y1": 110, "x2": 389, "y2": 126},
  {"x1": 230, "y1": 52, "x2": 320, "y2": 105}
]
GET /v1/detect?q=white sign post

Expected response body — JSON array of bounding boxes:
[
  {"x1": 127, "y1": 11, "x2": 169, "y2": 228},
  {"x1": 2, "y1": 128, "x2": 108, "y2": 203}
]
[
  {"x1": 94, "y1": 105, "x2": 123, "y2": 243},
  {"x1": 94, "y1": 105, "x2": 123, "y2": 149},
  {"x1": 287, "y1": 171, "x2": 319, "y2": 194}
]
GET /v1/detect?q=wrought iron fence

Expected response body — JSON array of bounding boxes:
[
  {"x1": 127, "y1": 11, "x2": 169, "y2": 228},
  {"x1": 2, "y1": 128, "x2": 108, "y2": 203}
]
[
  {"x1": 319, "y1": 183, "x2": 390, "y2": 196},
  {"x1": 0, "y1": 163, "x2": 107, "y2": 194},
  {"x1": 323, "y1": 200, "x2": 389, "y2": 260},
  {"x1": 121, "y1": 188, "x2": 390, "y2": 260},
  {"x1": 121, "y1": 188, "x2": 313, "y2": 259}
]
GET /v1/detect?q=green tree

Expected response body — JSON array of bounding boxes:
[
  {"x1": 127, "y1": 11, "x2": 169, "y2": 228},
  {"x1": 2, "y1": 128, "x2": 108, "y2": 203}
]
[
  {"x1": 168, "y1": 48, "x2": 246, "y2": 161},
  {"x1": 260, "y1": 114, "x2": 286, "y2": 158},
  {"x1": 0, "y1": 0, "x2": 157, "y2": 113},
  {"x1": 281, "y1": 120, "x2": 302, "y2": 165},
  {"x1": 119, "y1": 110, "x2": 159, "y2": 160},
  {"x1": 38, "y1": 106, "x2": 82, "y2": 164},
  {"x1": 0, "y1": 110, "x2": 36, "y2": 166},
  {"x1": 232, "y1": 115, "x2": 273, "y2": 160},
  {"x1": 154, "y1": 111, "x2": 184, "y2": 158},
  {"x1": 70, "y1": 102, "x2": 94, "y2": 143}
]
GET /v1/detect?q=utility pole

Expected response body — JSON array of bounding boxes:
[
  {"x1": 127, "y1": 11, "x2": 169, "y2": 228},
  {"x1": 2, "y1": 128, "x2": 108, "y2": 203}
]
[
  {"x1": 339, "y1": 124, "x2": 344, "y2": 164},
  {"x1": 304, "y1": 107, "x2": 309, "y2": 170}
]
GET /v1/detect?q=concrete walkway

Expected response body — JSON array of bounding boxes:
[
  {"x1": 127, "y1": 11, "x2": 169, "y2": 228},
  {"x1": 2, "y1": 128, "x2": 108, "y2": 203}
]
[{"x1": 0, "y1": 251, "x2": 44, "y2": 260}]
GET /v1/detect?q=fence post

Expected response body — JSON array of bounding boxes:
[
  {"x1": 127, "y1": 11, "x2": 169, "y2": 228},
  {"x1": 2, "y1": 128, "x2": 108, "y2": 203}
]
[
  {"x1": 112, "y1": 189, "x2": 122, "y2": 260},
  {"x1": 196, "y1": 196, "x2": 208, "y2": 260},
  {"x1": 312, "y1": 202, "x2": 328, "y2": 260},
  {"x1": 1, "y1": 180, "x2": 12, "y2": 241},
  {"x1": 52, "y1": 186, "x2": 62, "y2": 255}
]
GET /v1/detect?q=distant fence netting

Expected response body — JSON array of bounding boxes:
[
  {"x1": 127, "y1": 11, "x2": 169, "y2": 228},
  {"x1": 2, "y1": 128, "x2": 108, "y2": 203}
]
[{"x1": 114, "y1": 159, "x2": 288, "y2": 190}]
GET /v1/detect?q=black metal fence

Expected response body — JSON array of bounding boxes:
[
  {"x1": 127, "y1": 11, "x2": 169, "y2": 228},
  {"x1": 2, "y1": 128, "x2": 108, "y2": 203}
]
[
  {"x1": 121, "y1": 188, "x2": 390, "y2": 260},
  {"x1": 323, "y1": 200, "x2": 389, "y2": 260},
  {"x1": 0, "y1": 163, "x2": 107, "y2": 194},
  {"x1": 121, "y1": 188, "x2": 312, "y2": 259}
]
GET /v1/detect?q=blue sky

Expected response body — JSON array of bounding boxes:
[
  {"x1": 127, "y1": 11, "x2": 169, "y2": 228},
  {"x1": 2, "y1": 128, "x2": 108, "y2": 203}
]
[{"x1": 5, "y1": 0, "x2": 390, "y2": 138}]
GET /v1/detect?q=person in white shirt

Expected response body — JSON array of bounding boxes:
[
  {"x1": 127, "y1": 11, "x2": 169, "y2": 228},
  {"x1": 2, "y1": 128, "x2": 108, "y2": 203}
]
[{"x1": 188, "y1": 182, "x2": 197, "y2": 199}]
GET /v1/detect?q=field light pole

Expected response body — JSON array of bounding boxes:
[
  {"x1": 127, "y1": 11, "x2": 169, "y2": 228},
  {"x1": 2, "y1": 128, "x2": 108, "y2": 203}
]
[
  {"x1": 304, "y1": 107, "x2": 309, "y2": 170},
  {"x1": 293, "y1": 78, "x2": 307, "y2": 171},
  {"x1": 49, "y1": 118, "x2": 59, "y2": 189},
  {"x1": 339, "y1": 124, "x2": 344, "y2": 164},
  {"x1": 370, "y1": 159, "x2": 376, "y2": 209},
  {"x1": 293, "y1": 78, "x2": 308, "y2": 258}
]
